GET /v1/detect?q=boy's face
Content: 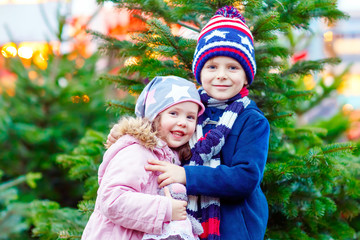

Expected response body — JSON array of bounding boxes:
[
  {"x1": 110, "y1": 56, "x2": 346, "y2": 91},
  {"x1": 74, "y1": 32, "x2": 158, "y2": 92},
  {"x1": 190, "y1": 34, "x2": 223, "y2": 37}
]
[{"x1": 200, "y1": 56, "x2": 248, "y2": 101}]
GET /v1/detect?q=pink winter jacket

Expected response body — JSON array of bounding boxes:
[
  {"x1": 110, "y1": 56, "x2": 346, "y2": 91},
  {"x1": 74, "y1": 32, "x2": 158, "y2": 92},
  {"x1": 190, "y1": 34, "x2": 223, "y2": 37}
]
[{"x1": 81, "y1": 118, "x2": 181, "y2": 240}]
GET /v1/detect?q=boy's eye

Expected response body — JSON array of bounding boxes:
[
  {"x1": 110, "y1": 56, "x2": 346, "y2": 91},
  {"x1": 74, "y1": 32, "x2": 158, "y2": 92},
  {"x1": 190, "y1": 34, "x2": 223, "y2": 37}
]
[
  {"x1": 229, "y1": 66, "x2": 239, "y2": 70},
  {"x1": 206, "y1": 64, "x2": 216, "y2": 69},
  {"x1": 169, "y1": 111, "x2": 177, "y2": 116}
]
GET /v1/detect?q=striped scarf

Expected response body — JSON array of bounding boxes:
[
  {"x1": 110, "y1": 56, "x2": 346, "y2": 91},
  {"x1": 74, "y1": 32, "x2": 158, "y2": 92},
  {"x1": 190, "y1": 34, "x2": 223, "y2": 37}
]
[{"x1": 187, "y1": 87, "x2": 250, "y2": 240}]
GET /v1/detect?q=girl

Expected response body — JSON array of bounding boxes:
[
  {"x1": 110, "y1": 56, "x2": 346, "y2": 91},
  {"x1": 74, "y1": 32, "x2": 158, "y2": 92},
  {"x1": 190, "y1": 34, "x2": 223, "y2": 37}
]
[{"x1": 81, "y1": 76, "x2": 205, "y2": 240}]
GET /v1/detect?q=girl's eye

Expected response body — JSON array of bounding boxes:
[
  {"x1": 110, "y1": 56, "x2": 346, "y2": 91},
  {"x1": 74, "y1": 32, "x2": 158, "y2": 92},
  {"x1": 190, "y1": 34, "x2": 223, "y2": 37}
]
[
  {"x1": 187, "y1": 115, "x2": 196, "y2": 120},
  {"x1": 169, "y1": 111, "x2": 177, "y2": 116}
]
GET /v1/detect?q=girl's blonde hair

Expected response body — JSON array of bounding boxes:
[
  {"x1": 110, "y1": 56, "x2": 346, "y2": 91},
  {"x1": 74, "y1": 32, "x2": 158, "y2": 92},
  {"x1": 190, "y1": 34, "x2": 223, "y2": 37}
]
[
  {"x1": 104, "y1": 117, "x2": 157, "y2": 150},
  {"x1": 105, "y1": 116, "x2": 192, "y2": 162}
]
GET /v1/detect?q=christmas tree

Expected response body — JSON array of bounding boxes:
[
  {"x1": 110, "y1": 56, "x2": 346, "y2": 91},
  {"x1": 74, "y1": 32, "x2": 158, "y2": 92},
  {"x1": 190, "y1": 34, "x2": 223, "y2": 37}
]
[
  {"x1": 24, "y1": 0, "x2": 360, "y2": 239},
  {"x1": 0, "y1": 4, "x2": 116, "y2": 239}
]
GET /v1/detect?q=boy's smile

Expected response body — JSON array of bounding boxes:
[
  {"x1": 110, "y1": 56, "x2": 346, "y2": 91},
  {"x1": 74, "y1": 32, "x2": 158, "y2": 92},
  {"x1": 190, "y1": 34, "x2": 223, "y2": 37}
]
[{"x1": 200, "y1": 56, "x2": 248, "y2": 100}]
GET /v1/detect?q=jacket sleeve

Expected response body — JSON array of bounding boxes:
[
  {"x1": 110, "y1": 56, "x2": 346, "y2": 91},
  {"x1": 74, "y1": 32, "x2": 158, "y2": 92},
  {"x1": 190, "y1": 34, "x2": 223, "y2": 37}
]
[
  {"x1": 98, "y1": 144, "x2": 172, "y2": 235},
  {"x1": 185, "y1": 116, "x2": 270, "y2": 199}
]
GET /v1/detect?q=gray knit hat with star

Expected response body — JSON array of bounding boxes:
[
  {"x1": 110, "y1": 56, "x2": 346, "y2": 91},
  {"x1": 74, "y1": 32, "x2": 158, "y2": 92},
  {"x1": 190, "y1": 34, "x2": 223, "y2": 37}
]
[{"x1": 135, "y1": 76, "x2": 205, "y2": 121}]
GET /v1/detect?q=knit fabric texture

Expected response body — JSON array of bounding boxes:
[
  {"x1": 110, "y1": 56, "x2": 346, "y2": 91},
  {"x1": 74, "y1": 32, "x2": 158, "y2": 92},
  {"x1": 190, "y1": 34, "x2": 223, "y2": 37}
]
[
  {"x1": 187, "y1": 87, "x2": 250, "y2": 240},
  {"x1": 135, "y1": 76, "x2": 205, "y2": 121},
  {"x1": 192, "y1": 6, "x2": 256, "y2": 85}
]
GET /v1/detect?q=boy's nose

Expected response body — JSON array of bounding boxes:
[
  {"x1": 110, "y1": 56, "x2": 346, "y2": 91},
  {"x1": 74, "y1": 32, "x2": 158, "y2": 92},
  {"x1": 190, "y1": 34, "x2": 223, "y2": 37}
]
[{"x1": 216, "y1": 68, "x2": 227, "y2": 80}]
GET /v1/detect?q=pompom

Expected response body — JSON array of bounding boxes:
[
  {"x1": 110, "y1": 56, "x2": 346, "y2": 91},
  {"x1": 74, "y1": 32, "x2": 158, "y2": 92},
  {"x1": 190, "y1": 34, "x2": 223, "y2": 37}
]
[
  {"x1": 215, "y1": 5, "x2": 245, "y2": 23},
  {"x1": 158, "y1": 183, "x2": 188, "y2": 201}
]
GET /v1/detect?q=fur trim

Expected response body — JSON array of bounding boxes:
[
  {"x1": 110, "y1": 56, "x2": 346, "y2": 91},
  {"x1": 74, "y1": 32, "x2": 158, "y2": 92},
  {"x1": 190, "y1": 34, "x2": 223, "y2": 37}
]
[{"x1": 105, "y1": 117, "x2": 158, "y2": 150}]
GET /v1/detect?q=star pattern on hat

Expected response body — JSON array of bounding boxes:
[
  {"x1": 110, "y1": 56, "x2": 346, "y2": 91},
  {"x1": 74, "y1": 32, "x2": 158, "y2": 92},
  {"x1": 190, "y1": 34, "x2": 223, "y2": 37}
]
[
  {"x1": 238, "y1": 35, "x2": 254, "y2": 53},
  {"x1": 204, "y1": 30, "x2": 229, "y2": 42},
  {"x1": 145, "y1": 89, "x2": 157, "y2": 111},
  {"x1": 165, "y1": 84, "x2": 191, "y2": 102}
]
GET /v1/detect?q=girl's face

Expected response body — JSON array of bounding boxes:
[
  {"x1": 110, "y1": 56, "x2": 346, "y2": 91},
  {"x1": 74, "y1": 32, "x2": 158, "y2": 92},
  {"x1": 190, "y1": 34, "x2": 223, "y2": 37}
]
[
  {"x1": 200, "y1": 56, "x2": 248, "y2": 100},
  {"x1": 157, "y1": 101, "x2": 198, "y2": 148}
]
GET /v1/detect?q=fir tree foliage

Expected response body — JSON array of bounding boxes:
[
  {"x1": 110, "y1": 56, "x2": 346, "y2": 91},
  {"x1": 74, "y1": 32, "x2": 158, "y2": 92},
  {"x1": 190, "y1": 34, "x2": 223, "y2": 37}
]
[
  {"x1": 91, "y1": 0, "x2": 358, "y2": 239},
  {"x1": 0, "y1": 3, "x2": 116, "y2": 239},
  {"x1": 30, "y1": 200, "x2": 86, "y2": 240},
  {"x1": 0, "y1": 170, "x2": 41, "y2": 239},
  {"x1": 0, "y1": 3, "x2": 115, "y2": 206},
  {"x1": 29, "y1": 129, "x2": 105, "y2": 239},
  {"x1": 56, "y1": 129, "x2": 106, "y2": 201},
  {"x1": 24, "y1": 0, "x2": 358, "y2": 239}
]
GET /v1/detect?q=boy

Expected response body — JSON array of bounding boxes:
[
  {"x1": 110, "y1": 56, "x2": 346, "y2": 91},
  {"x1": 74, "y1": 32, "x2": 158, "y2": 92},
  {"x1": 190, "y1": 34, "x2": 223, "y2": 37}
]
[{"x1": 145, "y1": 6, "x2": 270, "y2": 240}]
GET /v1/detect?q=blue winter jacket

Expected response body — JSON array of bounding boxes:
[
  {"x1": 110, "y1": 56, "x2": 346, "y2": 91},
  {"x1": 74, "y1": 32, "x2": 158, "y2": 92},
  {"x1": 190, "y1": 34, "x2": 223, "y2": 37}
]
[{"x1": 184, "y1": 100, "x2": 270, "y2": 240}]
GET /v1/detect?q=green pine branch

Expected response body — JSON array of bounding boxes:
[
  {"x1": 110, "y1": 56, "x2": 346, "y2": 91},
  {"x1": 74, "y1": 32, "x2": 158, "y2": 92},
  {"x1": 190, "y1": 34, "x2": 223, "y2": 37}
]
[{"x1": 281, "y1": 58, "x2": 341, "y2": 77}]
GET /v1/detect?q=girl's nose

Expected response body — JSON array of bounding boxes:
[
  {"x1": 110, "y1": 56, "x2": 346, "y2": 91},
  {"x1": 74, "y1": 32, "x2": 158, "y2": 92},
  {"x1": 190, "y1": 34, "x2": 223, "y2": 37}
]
[{"x1": 177, "y1": 118, "x2": 187, "y2": 127}]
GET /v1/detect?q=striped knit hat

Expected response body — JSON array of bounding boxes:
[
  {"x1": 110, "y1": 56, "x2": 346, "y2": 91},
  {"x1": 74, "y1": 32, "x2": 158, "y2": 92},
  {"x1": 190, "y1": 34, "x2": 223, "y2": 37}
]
[{"x1": 192, "y1": 6, "x2": 256, "y2": 85}]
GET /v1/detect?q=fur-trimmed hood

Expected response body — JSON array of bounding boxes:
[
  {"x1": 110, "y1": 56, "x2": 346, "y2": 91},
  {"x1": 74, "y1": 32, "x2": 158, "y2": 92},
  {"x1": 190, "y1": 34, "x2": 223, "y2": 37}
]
[
  {"x1": 105, "y1": 117, "x2": 159, "y2": 150},
  {"x1": 99, "y1": 116, "x2": 178, "y2": 187}
]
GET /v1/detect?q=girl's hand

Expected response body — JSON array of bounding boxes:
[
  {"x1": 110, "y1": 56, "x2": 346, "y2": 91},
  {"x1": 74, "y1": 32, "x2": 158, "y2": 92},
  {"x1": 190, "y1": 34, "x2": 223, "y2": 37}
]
[
  {"x1": 145, "y1": 159, "x2": 186, "y2": 188},
  {"x1": 163, "y1": 187, "x2": 187, "y2": 221}
]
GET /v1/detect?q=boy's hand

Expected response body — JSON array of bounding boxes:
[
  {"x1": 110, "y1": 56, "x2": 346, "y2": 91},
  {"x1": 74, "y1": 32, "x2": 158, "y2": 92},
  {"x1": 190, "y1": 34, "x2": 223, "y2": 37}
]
[
  {"x1": 145, "y1": 159, "x2": 186, "y2": 188},
  {"x1": 164, "y1": 187, "x2": 187, "y2": 221}
]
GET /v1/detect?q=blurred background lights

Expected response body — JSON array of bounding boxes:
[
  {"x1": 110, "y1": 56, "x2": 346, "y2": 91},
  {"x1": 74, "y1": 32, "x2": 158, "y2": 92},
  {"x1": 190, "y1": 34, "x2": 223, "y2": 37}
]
[
  {"x1": 1, "y1": 42, "x2": 17, "y2": 58},
  {"x1": 33, "y1": 52, "x2": 48, "y2": 70},
  {"x1": 324, "y1": 31, "x2": 333, "y2": 42},
  {"x1": 338, "y1": 74, "x2": 360, "y2": 96},
  {"x1": 334, "y1": 38, "x2": 360, "y2": 55},
  {"x1": 71, "y1": 94, "x2": 90, "y2": 103},
  {"x1": 342, "y1": 103, "x2": 354, "y2": 114},
  {"x1": 82, "y1": 94, "x2": 90, "y2": 103},
  {"x1": 233, "y1": 1, "x2": 245, "y2": 13},
  {"x1": 28, "y1": 70, "x2": 38, "y2": 80},
  {"x1": 0, "y1": 0, "x2": 47, "y2": 4},
  {"x1": 71, "y1": 95, "x2": 81, "y2": 103},
  {"x1": 303, "y1": 74, "x2": 316, "y2": 90},
  {"x1": 58, "y1": 77, "x2": 68, "y2": 88},
  {"x1": 6, "y1": 88, "x2": 15, "y2": 97},
  {"x1": 124, "y1": 56, "x2": 139, "y2": 66},
  {"x1": 321, "y1": 72, "x2": 335, "y2": 87},
  {"x1": 18, "y1": 45, "x2": 33, "y2": 59},
  {"x1": 75, "y1": 57, "x2": 85, "y2": 68}
]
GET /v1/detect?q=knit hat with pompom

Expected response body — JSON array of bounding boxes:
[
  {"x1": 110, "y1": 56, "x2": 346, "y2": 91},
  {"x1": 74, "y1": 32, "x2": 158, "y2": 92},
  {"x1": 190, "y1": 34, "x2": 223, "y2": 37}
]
[{"x1": 192, "y1": 6, "x2": 256, "y2": 85}]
